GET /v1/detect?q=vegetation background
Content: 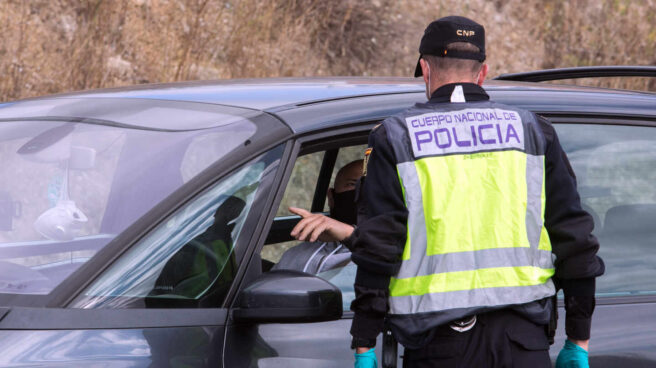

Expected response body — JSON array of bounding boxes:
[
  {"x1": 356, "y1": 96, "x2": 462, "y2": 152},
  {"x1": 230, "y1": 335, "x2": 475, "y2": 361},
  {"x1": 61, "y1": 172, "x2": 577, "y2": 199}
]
[{"x1": 2, "y1": 0, "x2": 656, "y2": 102}]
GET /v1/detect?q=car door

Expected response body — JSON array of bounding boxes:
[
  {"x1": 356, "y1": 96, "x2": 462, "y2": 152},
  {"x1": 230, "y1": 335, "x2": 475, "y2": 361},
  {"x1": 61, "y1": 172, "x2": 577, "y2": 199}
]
[{"x1": 547, "y1": 117, "x2": 656, "y2": 366}]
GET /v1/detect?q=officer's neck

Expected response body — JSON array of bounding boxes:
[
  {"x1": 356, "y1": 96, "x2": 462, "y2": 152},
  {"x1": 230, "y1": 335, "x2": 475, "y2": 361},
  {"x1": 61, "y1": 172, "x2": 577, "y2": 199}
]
[
  {"x1": 429, "y1": 78, "x2": 478, "y2": 97},
  {"x1": 427, "y1": 82, "x2": 489, "y2": 103}
]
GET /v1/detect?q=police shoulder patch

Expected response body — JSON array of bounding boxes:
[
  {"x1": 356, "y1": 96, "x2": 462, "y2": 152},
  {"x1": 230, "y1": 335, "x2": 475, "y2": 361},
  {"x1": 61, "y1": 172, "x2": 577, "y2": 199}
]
[{"x1": 363, "y1": 147, "x2": 373, "y2": 176}]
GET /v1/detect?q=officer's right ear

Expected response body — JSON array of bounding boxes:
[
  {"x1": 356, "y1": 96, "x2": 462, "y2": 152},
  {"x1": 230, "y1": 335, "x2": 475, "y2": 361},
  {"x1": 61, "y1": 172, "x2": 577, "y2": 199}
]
[{"x1": 476, "y1": 64, "x2": 489, "y2": 86}]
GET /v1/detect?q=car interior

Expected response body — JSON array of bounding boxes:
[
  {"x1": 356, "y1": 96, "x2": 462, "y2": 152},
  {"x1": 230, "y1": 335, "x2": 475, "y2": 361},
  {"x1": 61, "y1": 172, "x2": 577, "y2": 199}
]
[{"x1": 262, "y1": 133, "x2": 369, "y2": 264}]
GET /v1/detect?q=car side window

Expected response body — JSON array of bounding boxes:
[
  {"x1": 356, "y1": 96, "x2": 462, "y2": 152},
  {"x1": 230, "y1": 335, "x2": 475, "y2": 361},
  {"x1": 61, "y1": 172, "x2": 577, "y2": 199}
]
[
  {"x1": 263, "y1": 144, "x2": 366, "y2": 311},
  {"x1": 72, "y1": 147, "x2": 283, "y2": 308},
  {"x1": 555, "y1": 124, "x2": 656, "y2": 297}
]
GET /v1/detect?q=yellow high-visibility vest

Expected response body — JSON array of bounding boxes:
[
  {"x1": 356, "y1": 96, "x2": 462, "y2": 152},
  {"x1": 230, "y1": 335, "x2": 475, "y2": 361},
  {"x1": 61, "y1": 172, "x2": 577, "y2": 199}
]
[{"x1": 383, "y1": 100, "x2": 555, "y2": 331}]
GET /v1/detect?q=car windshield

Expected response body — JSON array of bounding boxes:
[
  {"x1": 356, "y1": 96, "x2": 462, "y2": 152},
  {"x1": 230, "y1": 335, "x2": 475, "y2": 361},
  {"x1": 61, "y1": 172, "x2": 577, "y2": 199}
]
[{"x1": 0, "y1": 115, "x2": 256, "y2": 297}]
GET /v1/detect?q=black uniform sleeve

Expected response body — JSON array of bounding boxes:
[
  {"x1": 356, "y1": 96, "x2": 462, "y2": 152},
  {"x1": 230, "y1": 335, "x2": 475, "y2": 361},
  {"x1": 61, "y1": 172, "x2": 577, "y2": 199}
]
[
  {"x1": 344, "y1": 125, "x2": 408, "y2": 347},
  {"x1": 539, "y1": 116, "x2": 605, "y2": 340}
]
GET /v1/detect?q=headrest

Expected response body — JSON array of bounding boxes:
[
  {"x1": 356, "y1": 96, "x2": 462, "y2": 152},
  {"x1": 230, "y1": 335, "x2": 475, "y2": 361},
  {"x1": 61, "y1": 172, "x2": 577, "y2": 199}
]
[{"x1": 603, "y1": 204, "x2": 656, "y2": 235}]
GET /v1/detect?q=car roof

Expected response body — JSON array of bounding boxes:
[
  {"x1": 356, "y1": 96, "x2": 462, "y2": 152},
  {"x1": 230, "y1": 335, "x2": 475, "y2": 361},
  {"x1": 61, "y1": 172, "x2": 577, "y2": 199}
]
[
  {"x1": 36, "y1": 77, "x2": 425, "y2": 111},
  {"x1": 5, "y1": 77, "x2": 656, "y2": 132}
]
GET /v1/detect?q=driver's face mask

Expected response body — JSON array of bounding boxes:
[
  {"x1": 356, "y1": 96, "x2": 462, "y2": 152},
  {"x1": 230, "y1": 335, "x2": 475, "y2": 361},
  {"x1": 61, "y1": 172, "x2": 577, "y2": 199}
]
[{"x1": 330, "y1": 189, "x2": 357, "y2": 225}]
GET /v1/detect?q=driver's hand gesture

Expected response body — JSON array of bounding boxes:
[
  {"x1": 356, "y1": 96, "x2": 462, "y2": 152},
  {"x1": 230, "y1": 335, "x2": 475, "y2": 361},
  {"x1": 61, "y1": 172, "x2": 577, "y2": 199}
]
[{"x1": 289, "y1": 207, "x2": 354, "y2": 242}]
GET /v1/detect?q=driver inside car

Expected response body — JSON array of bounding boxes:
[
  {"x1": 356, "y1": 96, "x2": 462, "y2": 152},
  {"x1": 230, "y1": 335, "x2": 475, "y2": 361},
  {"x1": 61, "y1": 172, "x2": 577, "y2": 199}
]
[{"x1": 273, "y1": 160, "x2": 363, "y2": 274}]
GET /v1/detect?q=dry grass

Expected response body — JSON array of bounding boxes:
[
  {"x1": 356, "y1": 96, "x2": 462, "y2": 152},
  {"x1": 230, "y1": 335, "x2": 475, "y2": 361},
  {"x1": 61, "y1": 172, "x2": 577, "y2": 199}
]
[{"x1": 1, "y1": 0, "x2": 655, "y2": 102}]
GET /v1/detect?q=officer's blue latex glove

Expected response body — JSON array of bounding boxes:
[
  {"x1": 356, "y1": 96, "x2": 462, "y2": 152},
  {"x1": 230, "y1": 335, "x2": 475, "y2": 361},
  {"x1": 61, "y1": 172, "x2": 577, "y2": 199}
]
[
  {"x1": 555, "y1": 340, "x2": 589, "y2": 368},
  {"x1": 354, "y1": 347, "x2": 378, "y2": 368}
]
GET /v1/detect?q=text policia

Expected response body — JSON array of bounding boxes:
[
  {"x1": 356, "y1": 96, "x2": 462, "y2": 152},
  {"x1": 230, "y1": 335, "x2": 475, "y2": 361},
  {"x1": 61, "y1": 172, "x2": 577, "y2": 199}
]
[{"x1": 406, "y1": 108, "x2": 524, "y2": 157}]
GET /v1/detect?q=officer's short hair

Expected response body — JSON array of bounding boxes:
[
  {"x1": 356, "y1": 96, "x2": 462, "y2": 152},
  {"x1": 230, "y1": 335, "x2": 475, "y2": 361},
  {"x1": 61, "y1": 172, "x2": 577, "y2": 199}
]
[{"x1": 423, "y1": 42, "x2": 483, "y2": 79}]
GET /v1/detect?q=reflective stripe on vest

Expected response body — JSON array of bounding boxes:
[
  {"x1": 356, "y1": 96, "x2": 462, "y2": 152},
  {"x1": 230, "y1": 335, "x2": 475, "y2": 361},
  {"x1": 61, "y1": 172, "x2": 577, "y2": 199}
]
[{"x1": 385, "y1": 103, "x2": 555, "y2": 316}]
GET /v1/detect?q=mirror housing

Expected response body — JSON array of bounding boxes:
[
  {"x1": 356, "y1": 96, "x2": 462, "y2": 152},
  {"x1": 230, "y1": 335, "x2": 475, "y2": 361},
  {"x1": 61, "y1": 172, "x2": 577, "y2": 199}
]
[
  {"x1": 69, "y1": 146, "x2": 96, "y2": 170},
  {"x1": 234, "y1": 270, "x2": 342, "y2": 323}
]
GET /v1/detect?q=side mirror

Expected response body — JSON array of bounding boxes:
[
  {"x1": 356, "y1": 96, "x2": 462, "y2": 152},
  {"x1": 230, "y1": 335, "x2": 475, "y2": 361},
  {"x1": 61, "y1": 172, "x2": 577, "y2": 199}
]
[{"x1": 233, "y1": 270, "x2": 342, "y2": 323}]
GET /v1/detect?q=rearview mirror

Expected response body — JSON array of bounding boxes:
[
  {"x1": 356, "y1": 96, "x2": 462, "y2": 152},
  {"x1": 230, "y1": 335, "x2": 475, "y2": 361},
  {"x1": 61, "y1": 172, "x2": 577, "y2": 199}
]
[{"x1": 234, "y1": 270, "x2": 342, "y2": 323}]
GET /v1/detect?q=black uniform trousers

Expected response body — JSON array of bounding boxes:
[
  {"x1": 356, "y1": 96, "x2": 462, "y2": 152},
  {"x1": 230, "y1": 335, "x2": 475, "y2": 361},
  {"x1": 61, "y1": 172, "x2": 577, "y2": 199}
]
[{"x1": 402, "y1": 309, "x2": 551, "y2": 368}]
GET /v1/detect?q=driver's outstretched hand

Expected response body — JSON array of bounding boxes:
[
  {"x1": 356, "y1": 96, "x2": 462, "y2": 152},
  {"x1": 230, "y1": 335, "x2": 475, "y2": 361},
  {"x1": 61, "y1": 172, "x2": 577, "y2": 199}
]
[{"x1": 289, "y1": 207, "x2": 354, "y2": 243}]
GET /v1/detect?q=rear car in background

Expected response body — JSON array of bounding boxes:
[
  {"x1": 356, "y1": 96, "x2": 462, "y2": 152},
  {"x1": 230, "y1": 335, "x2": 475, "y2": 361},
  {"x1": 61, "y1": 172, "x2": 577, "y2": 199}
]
[{"x1": 0, "y1": 67, "x2": 655, "y2": 367}]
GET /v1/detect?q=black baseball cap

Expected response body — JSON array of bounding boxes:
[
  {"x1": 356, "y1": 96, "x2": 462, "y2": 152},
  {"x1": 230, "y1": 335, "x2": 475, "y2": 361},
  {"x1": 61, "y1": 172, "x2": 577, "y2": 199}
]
[{"x1": 414, "y1": 16, "x2": 486, "y2": 77}]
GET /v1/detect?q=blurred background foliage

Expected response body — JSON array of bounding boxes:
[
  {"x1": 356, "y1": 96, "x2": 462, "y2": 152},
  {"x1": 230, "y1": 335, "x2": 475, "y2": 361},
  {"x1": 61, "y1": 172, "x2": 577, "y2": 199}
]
[{"x1": 1, "y1": 0, "x2": 655, "y2": 102}]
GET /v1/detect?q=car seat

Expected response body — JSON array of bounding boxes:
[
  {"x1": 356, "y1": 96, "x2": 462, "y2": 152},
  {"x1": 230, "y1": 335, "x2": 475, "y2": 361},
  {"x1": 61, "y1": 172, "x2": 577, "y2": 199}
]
[{"x1": 146, "y1": 196, "x2": 245, "y2": 308}]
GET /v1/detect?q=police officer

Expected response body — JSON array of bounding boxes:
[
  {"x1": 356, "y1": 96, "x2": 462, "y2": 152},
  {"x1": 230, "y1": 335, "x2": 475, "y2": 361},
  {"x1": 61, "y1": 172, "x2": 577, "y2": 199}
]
[{"x1": 343, "y1": 16, "x2": 605, "y2": 368}]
